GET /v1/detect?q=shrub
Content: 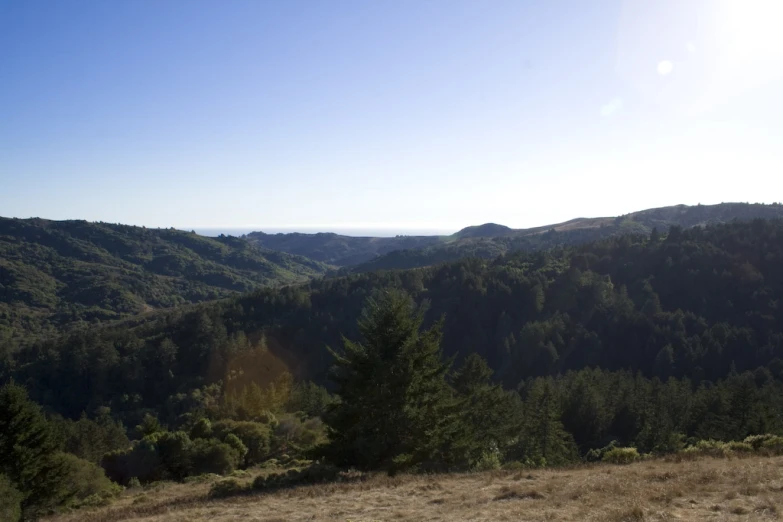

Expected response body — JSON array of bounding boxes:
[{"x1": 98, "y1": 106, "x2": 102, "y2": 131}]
[
  {"x1": 208, "y1": 478, "x2": 247, "y2": 498},
  {"x1": 0, "y1": 475, "x2": 23, "y2": 522},
  {"x1": 602, "y1": 447, "x2": 640, "y2": 465},
  {"x1": 743, "y1": 434, "x2": 777, "y2": 450},
  {"x1": 691, "y1": 439, "x2": 731, "y2": 458},
  {"x1": 472, "y1": 450, "x2": 501, "y2": 471},
  {"x1": 760, "y1": 436, "x2": 783, "y2": 455},
  {"x1": 189, "y1": 418, "x2": 212, "y2": 440},
  {"x1": 223, "y1": 434, "x2": 248, "y2": 461},
  {"x1": 55, "y1": 453, "x2": 122, "y2": 507},
  {"x1": 101, "y1": 438, "x2": 163, "y2": 485},
  {"x1": 252, "y1": 462, "x2": 341, "y2": 491},
  {"x1": 256, "y1": 410, "x2": 278, "y2": 427},
  {"x1": 127, "y1": 477, "x2": 141, "y2": 489},
  {"x1": 273, "y1": 415, "x2": 326, "y2": 454},
  {"x1": 521, "y1": 457, "x2": 547, "y2": 468},
  {"x1": 585, "y1": 441, "x2": 618, "y2": 462},
  {"x1": 211, "y1": 420, "x2": 272, "y2": 466},
  {"x1": 155, "y1": 431, "x2": 193, "y2": 480},
  {"x1": 260, "y1": 458, "x2": 279, "y2": 469},
  {"x1": 726, "y1": 441, "x2": 754, "y2": 454},
  {"x1": 190, "y1": 439, "x2": 241, "y2": 476}
]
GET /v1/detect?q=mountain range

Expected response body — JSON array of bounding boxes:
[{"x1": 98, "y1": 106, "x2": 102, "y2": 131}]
[{"x1": 3, "y1": 202, "x2": 782, "y2": 339}]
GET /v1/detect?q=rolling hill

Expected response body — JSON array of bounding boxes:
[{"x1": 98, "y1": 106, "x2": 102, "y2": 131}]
[
  {"x1": 249, "y1": 203, "x2": 783, "y2": 273},
  {"x1": 347, "y1": 202, "x2": 783, "y2": 273},
  {"x1": 0, "y1": 217, "x2": 330, "y2": 338},
  {"x1": 14, "y1": 218, "x2": 783, "y2": 420}
]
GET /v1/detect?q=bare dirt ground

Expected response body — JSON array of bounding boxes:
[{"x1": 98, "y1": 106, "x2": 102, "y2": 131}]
[{"x1": 49, "y1": 455, "x2": 783, "y2": 522}]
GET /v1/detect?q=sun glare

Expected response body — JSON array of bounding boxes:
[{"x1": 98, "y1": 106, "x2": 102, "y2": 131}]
[{"x1": 722, "y1": 0, "x2": 783, "y2": 59}]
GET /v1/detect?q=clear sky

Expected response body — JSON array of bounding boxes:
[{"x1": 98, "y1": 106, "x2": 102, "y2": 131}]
[{"x1": 2, "y1": 0, "x2": 782, "y2": 233}]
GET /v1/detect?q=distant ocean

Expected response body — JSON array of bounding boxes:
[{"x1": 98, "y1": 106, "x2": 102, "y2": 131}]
[{"x1": 192, "y1": 227, "x2": 457, "y2": 238}]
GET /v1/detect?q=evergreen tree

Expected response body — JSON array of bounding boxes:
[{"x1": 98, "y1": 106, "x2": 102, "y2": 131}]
[
  {"x1": 512, "y1": 378, "x2": 578, "y2": 466},
  {"x1": 323, "y1": 290, "x2": 456, "y2": 472},
  {"x1": 450, "y1": 353, "x2": 521, "y2": 468},
  {"x1": 0, "y1": 474, "x2": 22, "y2": 522},
  {"x1": 0, "y1": 382, "x2": 67, "y2": 513}
]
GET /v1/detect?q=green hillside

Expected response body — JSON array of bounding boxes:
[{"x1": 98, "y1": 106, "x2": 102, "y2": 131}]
[
  {"x1": 0, "y1": 217, "x2": 330, "y2": 339},
  {"x1": 347, "y1": 202, "x2": 783, "y2": 273},
  {"x1": 10, "y1": 219, "x2": 783, "y2": 422},
  {"x1": 245, "y1": 230, "x2": 445, "y2": 266}
]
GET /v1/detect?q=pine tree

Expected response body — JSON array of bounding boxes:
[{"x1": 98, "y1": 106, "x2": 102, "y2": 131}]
[
  {"x1": 450, "y1": 353, "x2": 521, "y2": 468},
  {"x1": 0, "y1": 382, "x2": 67, "y2": 512},
  {"x1": 513, "y1": 378, "x2": 577, "y2": 466},
  {"x1": 323, "y1": 290, "x2": 456, "y2": 472}
]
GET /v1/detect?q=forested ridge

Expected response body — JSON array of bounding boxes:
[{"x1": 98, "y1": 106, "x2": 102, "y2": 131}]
[
  {"x1": 346, "y1": 202, "x2": 783, "y2": 273},
  {"x1": 4, "y1": 219, "x2": 783, "y2": 418},
  {"x1": 0, "y1": 217, "x2": 330, "y2": 340},
  {"x1": 6, "y1": 217, "x2": 783, "y2": 519},
  {"x1": 249, "y1": 203, "x2": 783, "y2": 271}
]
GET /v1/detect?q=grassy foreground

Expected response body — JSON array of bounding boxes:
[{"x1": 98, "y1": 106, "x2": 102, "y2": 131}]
[{"x1": 48, "y1": 455, "x2": 783, "y2": 522}]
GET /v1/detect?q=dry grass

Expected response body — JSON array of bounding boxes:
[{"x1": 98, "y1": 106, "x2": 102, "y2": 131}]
[{"x1": 48, "y1": 455, "x2": 783, "y2": 521}]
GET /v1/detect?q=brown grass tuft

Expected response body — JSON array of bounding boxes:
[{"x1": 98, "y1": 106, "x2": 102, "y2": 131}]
[
  {"x1": 611, "y1": 506, "x2": 644, "y2": 521},
  {"x1": 493, "y1": 486, "x2": 546, "y2": 501}
]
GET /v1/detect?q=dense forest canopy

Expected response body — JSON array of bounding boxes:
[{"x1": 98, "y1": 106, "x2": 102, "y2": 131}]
[
  {"x1": 6, "y1": 218, "x2": 783, "y2": 425},
  {"x1": 4, "y1": 217, "x2": 783, "y2": 518},
  {"x1": 0, "y1": 217, "x2": 330, "y2": 339}
]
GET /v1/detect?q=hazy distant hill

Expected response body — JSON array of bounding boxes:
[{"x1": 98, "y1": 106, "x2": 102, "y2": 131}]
[
  {"x1": 0, "y1": 217, "x2": 330, "y2": 338},
  {"x1": 245, "y1": 231, "x2": 445, "y2": 266},
  {"x1": 342, "y1": 203, "x2": 783, "y2": 272}
]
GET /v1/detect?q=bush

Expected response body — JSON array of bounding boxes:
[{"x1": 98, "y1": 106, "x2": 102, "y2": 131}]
[
  {"x1": 211, "y1": 420, "x2": 272, "y2": 466},
  {"x1": 602, "y1": 447, "x2": 640, "y2": 465},
  {"x1": 260, "y1": 458, "x2": 279, "y2": 469},
  {"x1": 189, "y1": 418, "x2": 212, "y2": 440},
  {"x1": 0, "y1": 475, "x2": 23, "y2": 522},
  {"x1": 726, "y1": 441, "x2": 754, "y2": 453},
  {"x1": 690, "y1": 439, "x2": 731, "y2": 458},
  {"x1": 101, "y1": 438, "x2": 163, "y2": 485},
  {"x1": 256, "y1": 410, "x2": 278, "y2": 427},
  {"x1": 223, "y1": 434, "x2": 248, "y2": 461},
  {"x1": 252, "y1": 462, "x2": 341, "y2": 491},
  {"x1": 472, "y1": 450, "x2": 501, "y2": 471},
  {"x1": 761, "y1": 436, "x2": 783, "y2": 455},
  {"x1": 55, "y1": 453, "x2": 122, "y2": 508},
  {"x1": 585, "y1": 441, "x2": 617, "y2": 462},
  {"x1": 190, "y1": 439, "x2": 242, "y2": 476},
  {"x1": 155, "y1": 431, "x2": 193, "y2": 480},
  {"x1": 743, "y1": 434, "x2": 777, "y2": 450},
  {"x1": 208, "y1": 478, "x2": 248, "y2": 498},
  {"x1": 273, "y1": 415, "x2": 326, "y2": 454}
]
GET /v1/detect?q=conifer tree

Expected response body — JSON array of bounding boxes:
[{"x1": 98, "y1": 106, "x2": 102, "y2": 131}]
[
  {"x1": 0, "y1": 382, "x2": 67, "y2": 512},
  {"x1": 323, "y1": 290, "x2": 456, "y2": 472},
  {"x1": 450, "y1": 353, "x2": 521, "y2": 468}
]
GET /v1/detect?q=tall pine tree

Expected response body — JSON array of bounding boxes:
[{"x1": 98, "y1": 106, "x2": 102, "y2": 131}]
[
  {"x1": 0, "y1": 382, "x2": 67, "y2": 513},
  {"x1": 323, "y1": 290, "x2": 456, "y2": 472}
]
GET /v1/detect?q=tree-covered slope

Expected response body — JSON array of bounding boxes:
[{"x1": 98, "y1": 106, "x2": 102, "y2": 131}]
[
  {"x1": 347, "y1": 203, "x2": 783, "y2": 273},
  {"x1": 245, "y1": 231, "x2": 445, "y2": 266},
  {"x1": 0, "y1": 217, "x2": 330, "y2": 338},
  {"x1": 9, "y1": 219, "x2": 783, "y2": 423}
]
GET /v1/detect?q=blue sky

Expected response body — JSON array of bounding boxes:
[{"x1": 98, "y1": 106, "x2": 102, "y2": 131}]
[{"x1": 2, "y1": 0, "x2": 782, "y2": 233}]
